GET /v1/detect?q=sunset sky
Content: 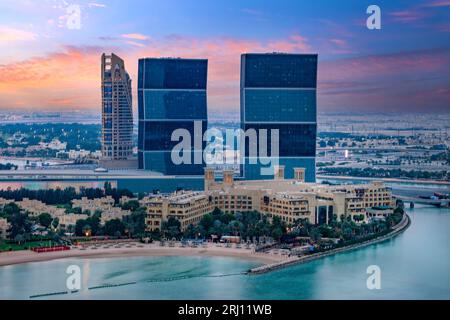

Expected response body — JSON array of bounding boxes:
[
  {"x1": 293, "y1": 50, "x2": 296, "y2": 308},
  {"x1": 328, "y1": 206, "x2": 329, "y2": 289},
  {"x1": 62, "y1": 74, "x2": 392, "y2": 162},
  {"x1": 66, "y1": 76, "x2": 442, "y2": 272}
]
[{"x1": 0, "y1": 0, "x2": 449, "y2": 114}]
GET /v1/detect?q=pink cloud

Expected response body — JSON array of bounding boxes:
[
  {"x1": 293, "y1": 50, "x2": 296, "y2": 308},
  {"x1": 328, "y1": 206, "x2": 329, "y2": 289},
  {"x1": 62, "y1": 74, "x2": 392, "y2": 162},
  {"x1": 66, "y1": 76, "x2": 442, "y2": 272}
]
[
  {"x1": 318, "y1": 48, "x2": 450, "y2": 112},
  {"x1": 389, "y1": 10, "x2": 429, "y2": 23},
  {"x1": 436, "y1": 23, "x2": 450, "y2": 32},
  {"x1": 389, "y1": 1, "x2": 450, "y2": 25},
  {"x1": 0, "y1": 34, "x2": 312, "y2": 110},
  {"x1": 329, "y1": 38, "x2": 347, "y2": 47},
  {"x1": 121, "y1": 33, "x2": 149, "y2": 41},
  {"x1": 424, "y1": 0, "x2": 450, "y2": 7},
  {"x1": 0, "y1": 35, "x2": 449, "y2": 113},
  {"x1": 0, "y1": 46, "x2": 101, "y2": 108}
]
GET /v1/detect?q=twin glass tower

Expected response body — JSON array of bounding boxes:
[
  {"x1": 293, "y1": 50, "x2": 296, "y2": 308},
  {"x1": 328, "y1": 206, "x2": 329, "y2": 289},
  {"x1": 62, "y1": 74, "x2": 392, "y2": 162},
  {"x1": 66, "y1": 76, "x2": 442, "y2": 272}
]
[
  {"x1": 137, "y1": 58, "x2": 208, "y2": 175},
  {"x1": 241, "y1": 53, "x2": 317, "y2": 181},
  {"x1": 102, "y1": 53, "x2": 317, "y2": 182}
]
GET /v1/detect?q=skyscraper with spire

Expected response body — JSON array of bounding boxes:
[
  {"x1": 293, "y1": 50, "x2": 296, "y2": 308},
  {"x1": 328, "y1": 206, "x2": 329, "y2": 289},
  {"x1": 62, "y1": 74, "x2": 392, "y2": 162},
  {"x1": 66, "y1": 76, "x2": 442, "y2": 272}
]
[{"x1": 101, "y1": 53, "x2": 133, "y2": 161}]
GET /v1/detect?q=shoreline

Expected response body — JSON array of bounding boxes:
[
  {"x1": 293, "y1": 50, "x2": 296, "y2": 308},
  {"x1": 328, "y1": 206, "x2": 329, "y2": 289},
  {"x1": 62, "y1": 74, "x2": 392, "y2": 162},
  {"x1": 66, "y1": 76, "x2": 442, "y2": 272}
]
[
  {"x1": 0, "y1": 243, "x2": 284, "y2": 267},
  {"x1": 1, "y1": 215, "x2": 411, "y2": 272},
  {"x1": 249, "y1": 214, "x2": 411, "y2": 274},
  {"x1": 317, "y1": 175, "x2": 450, "y2": 186}
]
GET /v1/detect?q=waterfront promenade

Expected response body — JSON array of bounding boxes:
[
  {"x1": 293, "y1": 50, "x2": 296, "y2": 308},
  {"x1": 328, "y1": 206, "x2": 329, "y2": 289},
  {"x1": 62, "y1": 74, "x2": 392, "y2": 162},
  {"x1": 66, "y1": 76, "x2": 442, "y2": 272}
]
[
  {"x1": 249, "y1": 213, "x2": 411, "y2": 274},
  {"x1": 317, "y1": 175, "x2": 450, "y2": 186}
]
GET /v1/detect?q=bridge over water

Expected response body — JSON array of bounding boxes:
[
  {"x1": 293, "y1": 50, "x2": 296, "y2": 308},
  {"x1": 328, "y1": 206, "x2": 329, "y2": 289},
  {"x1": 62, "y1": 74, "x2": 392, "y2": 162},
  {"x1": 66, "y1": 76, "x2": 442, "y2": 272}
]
[{"x1": 396, "y1": 196, "x2": 450, "y2": 208}]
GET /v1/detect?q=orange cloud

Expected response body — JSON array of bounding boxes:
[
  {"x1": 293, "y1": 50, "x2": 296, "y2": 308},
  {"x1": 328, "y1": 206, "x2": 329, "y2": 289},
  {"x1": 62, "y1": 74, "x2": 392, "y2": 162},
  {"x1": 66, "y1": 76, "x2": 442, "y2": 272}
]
[
  {"x1": 0, "y1": 34, "x2": 312, "y2": 111},
  {"x1": 2, "y1": 34, "x2": 447, "y2": 113},
  {"x1": 0, "y1": 46, "x2": 101, "y2": 109}
]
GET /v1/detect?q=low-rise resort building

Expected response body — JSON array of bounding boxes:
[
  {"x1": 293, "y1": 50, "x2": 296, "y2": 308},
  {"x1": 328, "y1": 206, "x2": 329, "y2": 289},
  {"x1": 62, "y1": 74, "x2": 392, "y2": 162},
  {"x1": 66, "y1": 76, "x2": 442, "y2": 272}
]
[{"x1": 143, "y1": 167, "x2": 395, "y2": 232}]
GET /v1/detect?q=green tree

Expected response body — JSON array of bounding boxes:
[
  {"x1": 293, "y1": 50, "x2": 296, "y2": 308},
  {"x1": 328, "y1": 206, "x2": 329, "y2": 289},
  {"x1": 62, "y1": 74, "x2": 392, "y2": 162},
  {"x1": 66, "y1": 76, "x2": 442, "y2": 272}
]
[
  {"x1": 38, "y1": 213, "x2": 53, "y2": 229},
  {"x1": 199, "y1": 214, "x2": 214, "y2": 231},
  {"x1": 82, "y1": 224, "x2": 92, "y2": 236},
  {"x1": 14, "y1": 234, "x2": 25, "y2": 245},
  {"x1": 271, "y1": 227, "x2": 283, "y2": 241},
  {"x1": 75, "y1": 220, "x2": 89, "y2": 236},
  {"x1": 104, "y1": 219, "x2": 126, "y2": 237},
  {"x1": 161, "y1": 217, "x2": 181, "y2": 239},
  {"x1": 2, "y1": 202, "x2": 21, "y2": 218},
  {"x1": 123, "y1": 207, "x2": 146, "y2": 237},
  {"x1": 52, "y1": 217, "x2": 60, "y2": 230},
  {"x1": 121, "y1": 200, "x2": 140, "y2": 212},
  {"x1": 9, "y1": 211, "x2": 32, "y2": 240}
]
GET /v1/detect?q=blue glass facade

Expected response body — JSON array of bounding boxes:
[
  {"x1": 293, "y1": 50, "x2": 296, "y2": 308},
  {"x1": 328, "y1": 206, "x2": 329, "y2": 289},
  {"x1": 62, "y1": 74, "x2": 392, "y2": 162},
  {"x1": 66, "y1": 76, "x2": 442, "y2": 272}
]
[
  {"x1": 242, "y1": 123, "x2": 316, "y2": 157},
  {"x1": 241, "y1": 53, "x2": 318, "y2": 181},
  {"x1": 242, "y1": 54, "x2": 317, "y2": 88},
  {"x1": 138, "y1": 58, "x2": 208, "y2": 175},
  {"x1": 138, "y1": 58, "x2": 207, "y2": 90},
  {"x1": 141, "y1": 91, "x2": 207, "y2": 120},
  {"x1": 243, "y1": 89, "x2": 316, "y2": 122}
]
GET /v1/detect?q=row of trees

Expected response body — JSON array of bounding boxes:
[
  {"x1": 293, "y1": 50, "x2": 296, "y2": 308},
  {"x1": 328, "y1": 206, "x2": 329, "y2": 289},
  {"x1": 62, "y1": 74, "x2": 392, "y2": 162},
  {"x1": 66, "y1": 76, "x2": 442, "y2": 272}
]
[
  {"x1": 286, "y1": 208, "x2": 404, "y2": 246},
  {"x1": 158, "y1": 208, "x2": 288, "y2": 241},
  {"x1": 0, "y1": 163, "x2": 18, "y2": 171},
  {"x1": 0, "y1": 184, "x2": 134, "y2": 206},
  {"x1": 320, "y1": 167, "x2": 449, "y2": 181},
  {"x1": 159, "y1": 205, "x2": 404, "y2": 247}
]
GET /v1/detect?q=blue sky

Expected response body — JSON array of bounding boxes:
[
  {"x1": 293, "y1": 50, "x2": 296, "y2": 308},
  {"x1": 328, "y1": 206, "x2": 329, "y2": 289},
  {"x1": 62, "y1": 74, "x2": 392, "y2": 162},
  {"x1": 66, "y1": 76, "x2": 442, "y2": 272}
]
[{"x1": 0, "y1": 0, "x2": 449, "y2": 113}]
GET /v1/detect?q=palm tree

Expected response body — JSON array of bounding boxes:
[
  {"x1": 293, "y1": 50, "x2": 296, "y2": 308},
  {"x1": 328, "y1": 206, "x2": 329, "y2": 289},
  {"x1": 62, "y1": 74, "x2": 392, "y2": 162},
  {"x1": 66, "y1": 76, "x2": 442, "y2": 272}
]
[{"x1": 14, "y1": 234, "x2": 25, "y2": 245}]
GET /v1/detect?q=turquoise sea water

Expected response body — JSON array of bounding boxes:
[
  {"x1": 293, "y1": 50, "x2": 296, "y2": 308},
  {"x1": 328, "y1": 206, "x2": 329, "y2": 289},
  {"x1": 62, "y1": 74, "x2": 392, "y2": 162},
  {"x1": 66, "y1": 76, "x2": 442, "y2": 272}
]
[{"x1": 0, "y1": 205, "x2": 449, "y2": 300}]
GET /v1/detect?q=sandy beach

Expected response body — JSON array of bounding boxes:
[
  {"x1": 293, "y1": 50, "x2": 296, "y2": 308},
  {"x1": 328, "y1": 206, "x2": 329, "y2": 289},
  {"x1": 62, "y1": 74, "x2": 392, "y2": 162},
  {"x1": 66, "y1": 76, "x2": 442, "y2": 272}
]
[{"x1": 0, "y1": 242, "x2": 285, "y2": 267}]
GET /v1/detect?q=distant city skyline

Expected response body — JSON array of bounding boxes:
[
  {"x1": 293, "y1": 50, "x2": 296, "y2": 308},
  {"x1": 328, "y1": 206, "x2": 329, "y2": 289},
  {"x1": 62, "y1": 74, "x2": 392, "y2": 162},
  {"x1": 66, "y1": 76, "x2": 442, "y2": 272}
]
[{"x1": 0, "y1": 0, "x2": 449, "y2": 113}]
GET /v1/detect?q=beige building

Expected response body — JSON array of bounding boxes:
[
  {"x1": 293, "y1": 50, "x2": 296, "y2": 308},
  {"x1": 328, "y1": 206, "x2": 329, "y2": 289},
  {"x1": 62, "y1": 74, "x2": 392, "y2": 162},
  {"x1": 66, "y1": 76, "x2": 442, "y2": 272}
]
[
  {"x1": 141, "y1": 191, "x2": 213, "y2": 232},
  {"x1": 0, "y1": 198, "x2": 12, "y2": 207},
  {"x1": 58, "y1": 214, "x2": 86, "y2": 229},
  {"x1": 72, "y1": 196, "x2": 116, "y2": 213},
  {"x1": 206, "y1": 168, "x2": 394, "y2": 225},
  {"x1": 16, "y1": 198, "x2": 66, "y2": 218},
  {"x1": 0, "y1": 218, "x2": 10, "y2": 240},
  {"x1": 142, "y1": 168, "x2": 395, "y2": 232},
  {"x1": 205, "y1": 167, "x2": 395, "y2": 224},
  {"x1": 0, "y1": 196, "x2": 131, "y2": 230},
  {"x1": 72, "y1": 196, "x2": 131, "y2": 224},
  {"x1": 119, "y1": 196, "x2": 138, "y2": 205}
]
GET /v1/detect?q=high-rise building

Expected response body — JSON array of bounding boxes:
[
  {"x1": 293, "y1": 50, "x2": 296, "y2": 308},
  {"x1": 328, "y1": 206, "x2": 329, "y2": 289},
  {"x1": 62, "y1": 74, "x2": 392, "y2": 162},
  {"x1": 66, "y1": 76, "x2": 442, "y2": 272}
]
[
  {"x1": 101, "y1": 53, "x2": 133, "y2": 161},
  {"x1": 240, "y1": 53, "x2": 318, "y2": 182},
  {"x1": 138, "y1": 58, "x2": 208, "y2": 175}
]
